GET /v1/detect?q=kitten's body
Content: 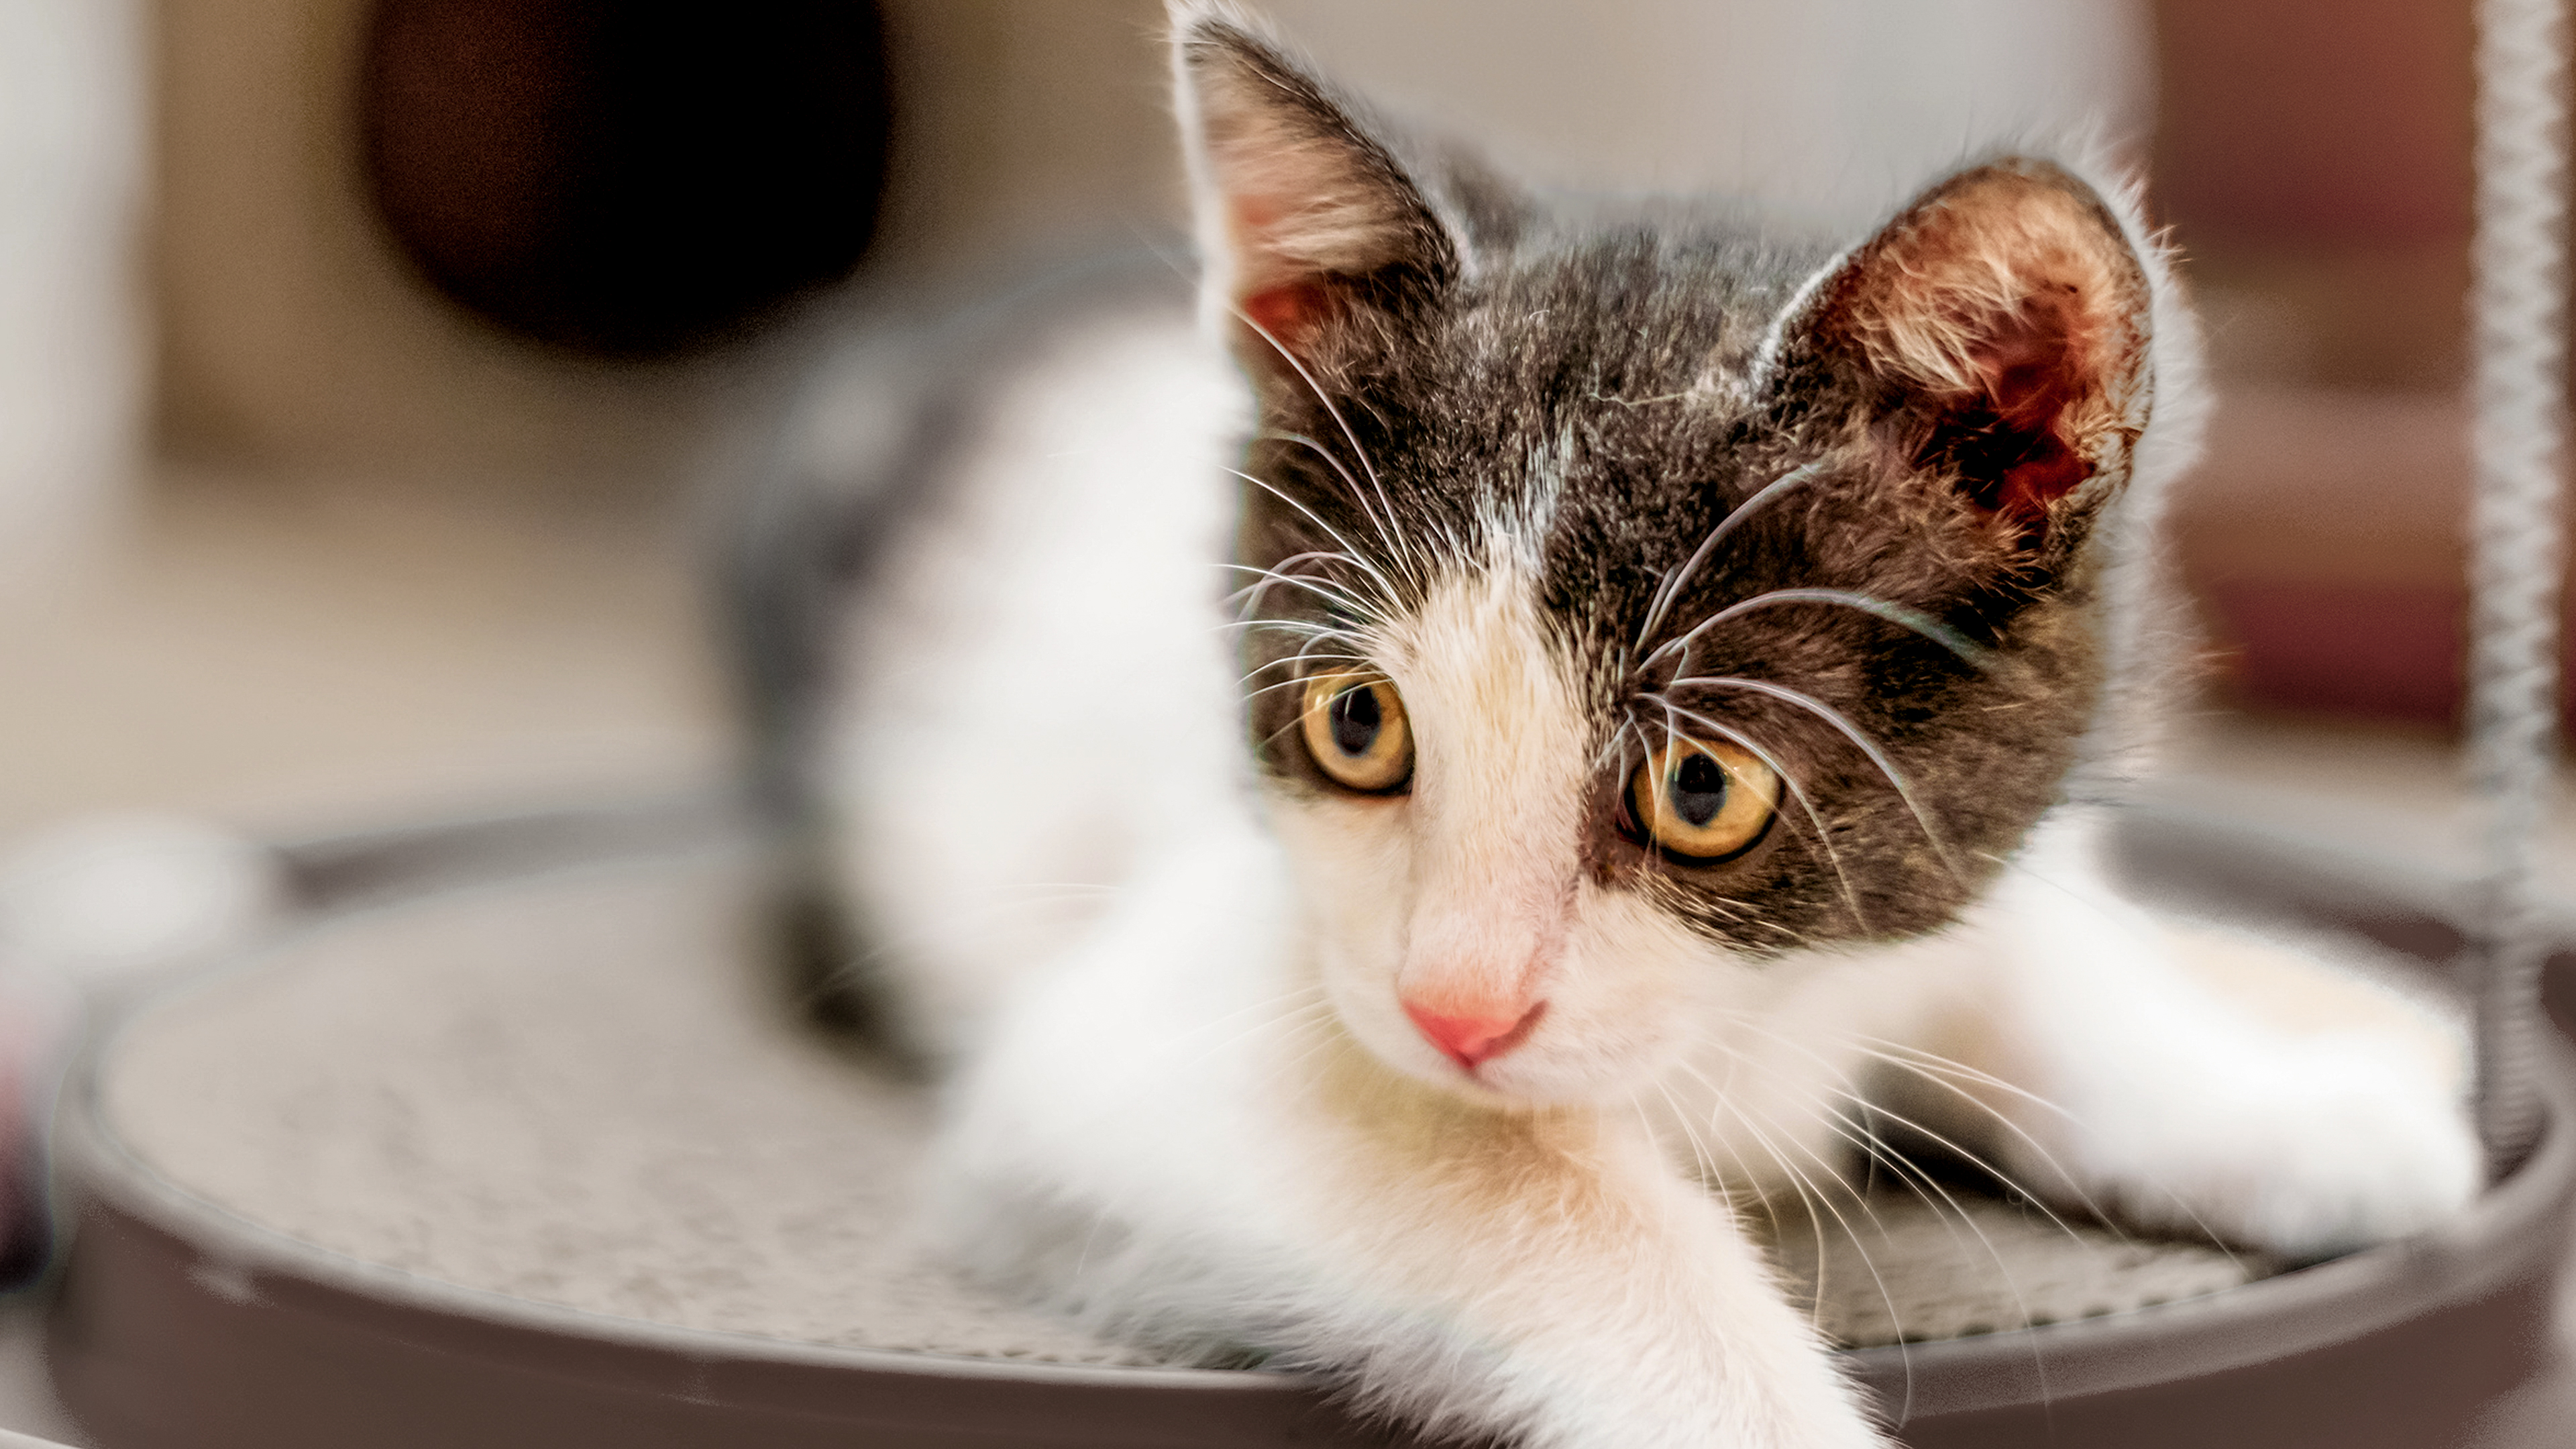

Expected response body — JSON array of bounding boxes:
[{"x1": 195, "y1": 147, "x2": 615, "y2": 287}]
[{"x1": 779, "y1": 13, "x2": 2477, "y2": 1446}]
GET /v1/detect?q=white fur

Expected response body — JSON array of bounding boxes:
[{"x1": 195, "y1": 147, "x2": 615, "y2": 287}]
[
  {"x1": 933, "y1": 819, "x2": 1884, "y2": 1448},
  {"x1": 816, "y1": 25, "x2": 2475, "y2": 1438},
  {"x1": 822, "y1": 298, "x2": 2475, "y2": 1446},
  {"x1": 820, "y1": 312, "x2": 1250, "y2": 1065}
]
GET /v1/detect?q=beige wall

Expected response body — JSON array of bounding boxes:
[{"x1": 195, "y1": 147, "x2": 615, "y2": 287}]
[
  {"x1": 865, "y1": 0, "x2": 1178, "y2": 286},
  {"x1": 149, "y1": 0, "x2": 1189, "y2": 488},
  {"x1": 1270, "y1": 0, "x2": 2149, "y2": 229},
  {"x1": 147, "y1": 1, "x2": 2149, "y2": 486},
  {"x1": 858, "y1": 0, "x2": 2154, "y2": 282},
  {"x1": 153, "y1": 0, "x2": 727, "y2": 489}
]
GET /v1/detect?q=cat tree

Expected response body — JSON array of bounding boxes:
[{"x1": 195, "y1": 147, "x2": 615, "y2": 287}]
[{"x1": 28, "y1": 0, "x2": 2574, "y2": 1443}]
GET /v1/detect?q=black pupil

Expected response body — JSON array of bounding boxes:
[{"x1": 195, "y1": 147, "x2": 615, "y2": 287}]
[
  {"x1": 1670, "y1": 752, "x2": 1729, "y2": 828},
  {"x1": 1330, "y1": 686, "x2": 1382, "y2": 757}
]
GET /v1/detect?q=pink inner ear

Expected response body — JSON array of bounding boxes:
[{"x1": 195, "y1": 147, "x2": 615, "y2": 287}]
[
  {"x1": 1240, "y1": 280, "x2": 1330, "y2": 349},
  {"x1": 1228, "y1": 190, "x2": 1338, "y2": 355},
  {"x1": 1955, "y1": 282, "x2": 2102, "y2": 527}
]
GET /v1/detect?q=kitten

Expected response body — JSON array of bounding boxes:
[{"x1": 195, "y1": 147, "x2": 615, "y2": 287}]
[{"x1": 772, "y1": 7, "x2": 2480, "y2": 1446}]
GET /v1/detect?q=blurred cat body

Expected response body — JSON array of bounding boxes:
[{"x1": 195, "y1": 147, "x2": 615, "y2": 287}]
[{"x1": 798, "y1": 9, "x2": 2477, "y2": 1445}]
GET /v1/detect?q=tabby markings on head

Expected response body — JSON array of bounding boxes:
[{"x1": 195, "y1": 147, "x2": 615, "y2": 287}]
[{"x1": 1180, "y1": 15, "x2": 2157, "y2": 1102}]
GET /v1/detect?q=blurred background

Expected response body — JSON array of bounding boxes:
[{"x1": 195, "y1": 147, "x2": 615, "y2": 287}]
[
  {"x1": 0, "y1": 1, "x2": 2564, "y2": 1440},
  {"x1": 0, "y1": 0, "x2": 2561, "y2": 868}
]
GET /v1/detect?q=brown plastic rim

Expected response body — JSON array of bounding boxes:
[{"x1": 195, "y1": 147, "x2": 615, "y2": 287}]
[{"x1": 41, "y1": 798, "x2": 2576, "y2": 1449}]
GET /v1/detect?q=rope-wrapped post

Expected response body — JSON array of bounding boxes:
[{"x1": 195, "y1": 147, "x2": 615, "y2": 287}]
[{"x1": 2468, "y1": 0, "x2": 2571, "y2": 1178}]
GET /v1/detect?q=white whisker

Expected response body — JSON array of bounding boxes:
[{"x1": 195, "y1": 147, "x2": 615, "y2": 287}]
[
  {"x1": 1225, "y1": 301, "x2": 1417, "y2": 581},
  {"x1": 1677, "y1": 676, "x2": 1965, "y2": 879},
  {"x1": 1220, "y1": 561, "x2": 1377, "y2": 620},
  {"x1": 1635, "y1": 461, "x2": 1831, "y2": 650},
  {"x1": 1642, "y1": 696, "x2": 1869, "y2": 927},
  {"x1": 1651, "y1": 587, "x2": 1995, "y2": 676},
  {"x1": 1224, "y1": 466, "x2": 1407, "y2": 604}
]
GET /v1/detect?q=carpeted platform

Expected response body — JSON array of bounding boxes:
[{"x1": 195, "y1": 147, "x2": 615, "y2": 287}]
[{"x1": 97, "y1": 845, "x2": 2273, "y2": 1365}]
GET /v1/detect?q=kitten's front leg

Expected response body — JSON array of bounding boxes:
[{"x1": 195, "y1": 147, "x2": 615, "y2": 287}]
[
  {"x1": 1892, "y1": 817, "x2": 2480, "y2": 1260},
  {"x1": 938, "y1": 833, "x2": 1888, "y2": 1449},
  {"x1": 1273, "y1": 1044, "x2": 1891, "y2": 1449}
]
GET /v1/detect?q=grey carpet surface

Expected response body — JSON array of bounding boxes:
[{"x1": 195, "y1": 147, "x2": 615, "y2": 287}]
[{"x1": 99, "y1": 849, "x2": 2269, "y2": 1363}]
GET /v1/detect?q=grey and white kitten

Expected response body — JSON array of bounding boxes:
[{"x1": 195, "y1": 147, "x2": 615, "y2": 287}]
[{"x1": 773, "y1": 9, "x2": 2478, "y2": 1446}]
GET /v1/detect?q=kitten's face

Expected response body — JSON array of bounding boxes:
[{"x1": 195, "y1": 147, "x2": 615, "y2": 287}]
[
  {"x1": 1261, "y1": 556, "x2": 1781, "y2": 1105},
  {"x1": 1183, "y1": 15, "x2": 2159, "y2": 1108}
]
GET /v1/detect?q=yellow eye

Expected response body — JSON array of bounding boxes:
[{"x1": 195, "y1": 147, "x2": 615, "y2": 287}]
[
  {"x1": 1299, "y1": 673, "x2": 1413, "y2": 792},
  {"x1": 1629, "y1": 738, "x2": 1779, "y2": 861}
]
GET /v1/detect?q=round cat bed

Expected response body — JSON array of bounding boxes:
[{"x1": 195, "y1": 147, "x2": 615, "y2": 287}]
[{"x1": 40, "y1": 800, "x2": 2576, "y2": 1448}]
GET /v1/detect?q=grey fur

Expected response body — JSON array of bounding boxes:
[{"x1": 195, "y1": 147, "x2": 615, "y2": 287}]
[
  {"x1": 749, "y1": 15, "x2": 2171, "y2": 1030},
  {"x1": 1192, "y1": 18, "x2": 2159, "y2": 951}
]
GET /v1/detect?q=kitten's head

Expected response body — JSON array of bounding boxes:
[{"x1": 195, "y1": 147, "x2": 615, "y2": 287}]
[{"x1": 1176, "y1": 9, "x2": 2182, "y2": 1108}]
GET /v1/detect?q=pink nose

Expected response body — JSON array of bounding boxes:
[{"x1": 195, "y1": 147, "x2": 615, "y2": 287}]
[{"x1": 1403, "y1": 999, "x2": 1548, "y2": 1071}]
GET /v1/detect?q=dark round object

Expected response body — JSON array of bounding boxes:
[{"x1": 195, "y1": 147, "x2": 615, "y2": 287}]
[{"x1": 361, "y1": 0, "x2": 890, "y2": 357}]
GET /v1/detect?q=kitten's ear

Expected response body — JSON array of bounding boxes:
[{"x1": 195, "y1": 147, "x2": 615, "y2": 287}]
[
  {"x1": 1171, "y1": 7, "x2": 1455, "y2": 372},
  {"x1": 1770, "y1": 160, "x2": 2155, "y2": 538}
]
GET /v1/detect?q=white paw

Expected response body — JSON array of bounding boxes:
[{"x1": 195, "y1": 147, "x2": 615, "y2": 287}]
[{"x1": 2066, "y1": 1034, "x2": 2479, "y2": 1260}]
